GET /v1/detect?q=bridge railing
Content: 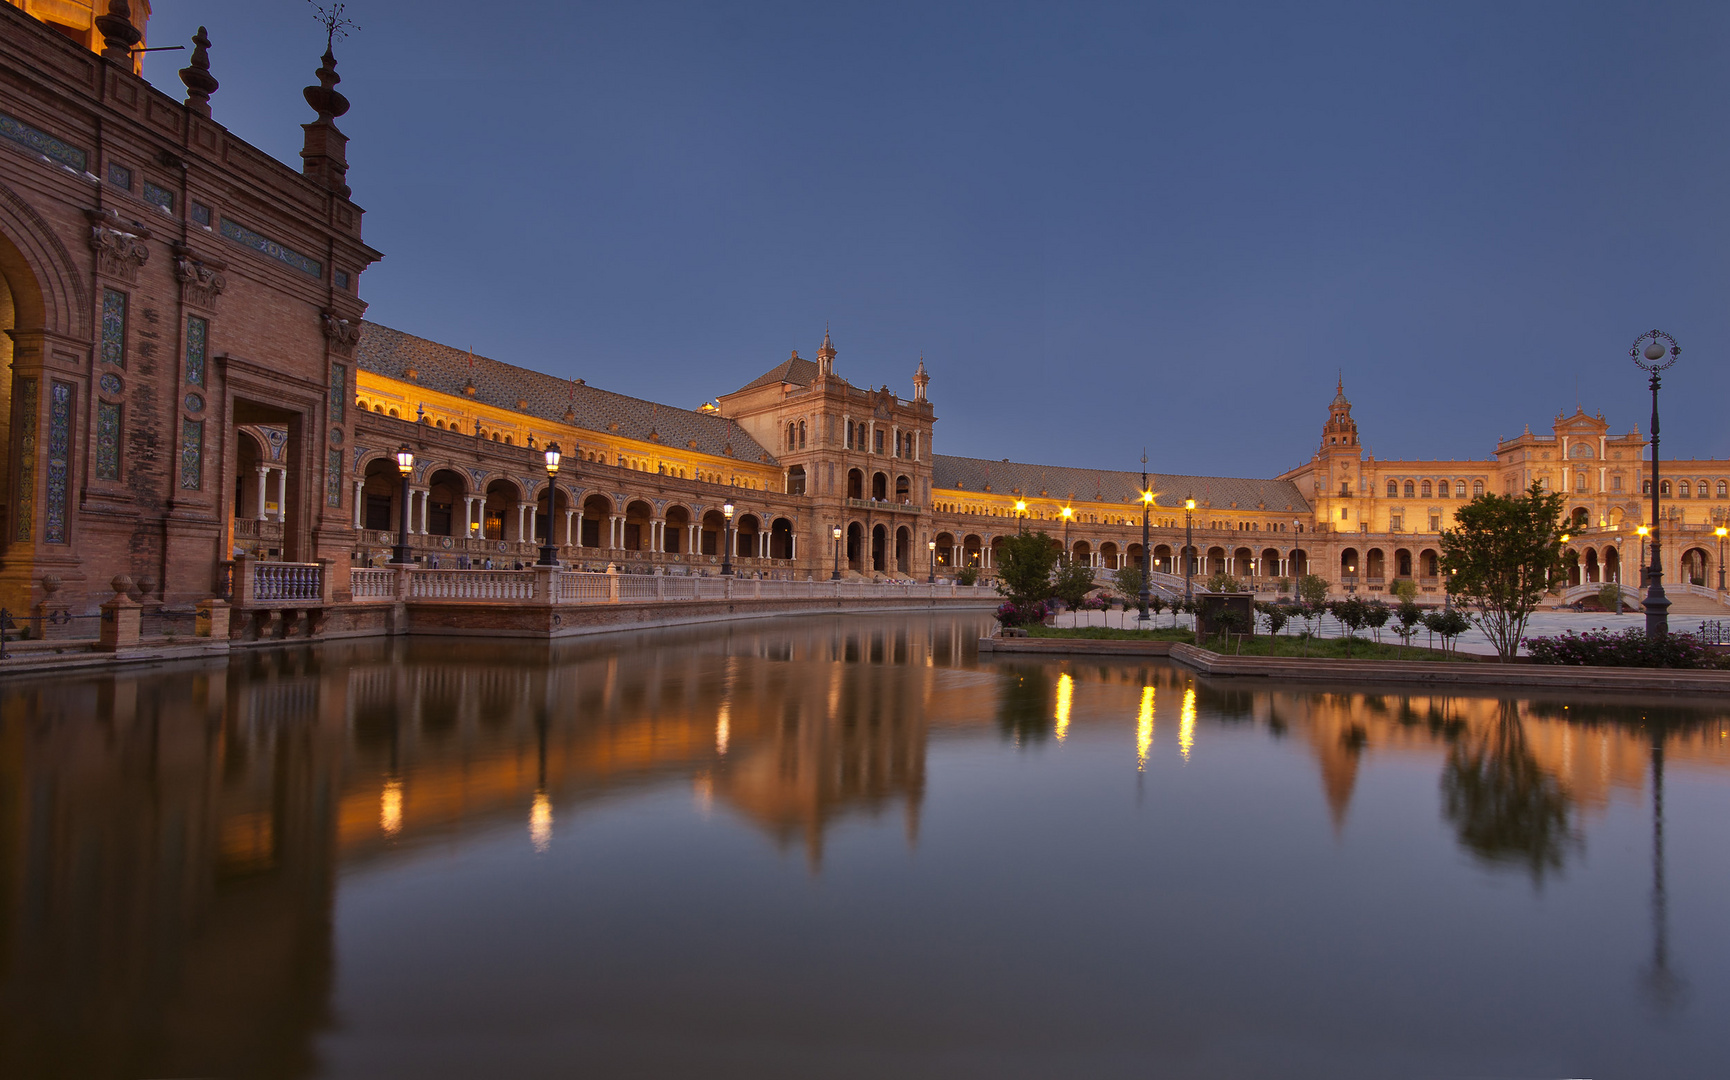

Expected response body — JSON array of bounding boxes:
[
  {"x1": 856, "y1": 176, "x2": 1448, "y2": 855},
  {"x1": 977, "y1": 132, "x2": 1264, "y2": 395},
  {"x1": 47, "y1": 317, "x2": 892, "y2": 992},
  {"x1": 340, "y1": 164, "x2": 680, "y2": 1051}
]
[{"x1": 387, "y1": 568, "x2": 998, "y2": 606}]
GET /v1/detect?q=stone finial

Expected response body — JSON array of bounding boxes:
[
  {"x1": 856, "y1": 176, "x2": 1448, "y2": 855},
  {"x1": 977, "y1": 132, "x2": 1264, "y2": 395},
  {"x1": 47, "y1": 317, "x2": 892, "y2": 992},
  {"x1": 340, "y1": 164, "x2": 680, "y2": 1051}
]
[
  {"x1": 912, "y1": 357, "x2": 929, "y2": 401},
  {"x1": 303, "y1": 48, "x2": 351, "y2": 121},
  {"x1": 301, "y1": 48, "x2": 353, "y2": 197},
  {"x1": 95, "y1": 1, "x2": 143, "y2": 65},
  {"x1": 179, "y1": 27, "x2": 219, "y2": 117},
  {"x1": 817, "y1": 326, "x2": 836, "y2": 378}
]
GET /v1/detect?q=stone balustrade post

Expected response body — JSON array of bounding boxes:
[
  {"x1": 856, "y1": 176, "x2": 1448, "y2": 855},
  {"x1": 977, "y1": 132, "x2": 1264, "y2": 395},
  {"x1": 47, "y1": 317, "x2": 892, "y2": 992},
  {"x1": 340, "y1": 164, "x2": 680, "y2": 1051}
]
[
  {"x1": 394, "y1": 562, "x2": 413, "y2": 601},
  {"x1": 656, "y1": 575, "x2": 665, "y2": 601},
  {"x1": 534, "y1": 564, "x2": 559, "y2": 605},
  {"x1": 315, "y1": 558, "x2": 335, "y2": 605},
  {"x1": 606, "y1": 562, "x2": 620, "y2": 603},
  {"x1": 233, "y1": 554, "x2": 257, "y2": 608},
  {"x1": 196, "y1": 598, "x2": 230, "y2": 639},
  {"x1": 98, "y1": 576, "x2": 142, "y2": 653}
]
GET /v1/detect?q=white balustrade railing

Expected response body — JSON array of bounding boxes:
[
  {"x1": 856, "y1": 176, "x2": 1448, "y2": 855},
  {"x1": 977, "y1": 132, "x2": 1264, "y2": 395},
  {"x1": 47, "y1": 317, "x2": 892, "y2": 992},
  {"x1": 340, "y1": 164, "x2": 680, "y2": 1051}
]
[
  {"x1": 559, "y1": 572, "x2": 610, "y2": 602},
  {"x1": 350, "y1": 568, "x2": 396, "y2": 599},
  {"x1": 410, "y1": 569, "x2": 537, "y2": 601},
  {"x1": 254, "y1": 562, "x2": 322, "y2": 603}
]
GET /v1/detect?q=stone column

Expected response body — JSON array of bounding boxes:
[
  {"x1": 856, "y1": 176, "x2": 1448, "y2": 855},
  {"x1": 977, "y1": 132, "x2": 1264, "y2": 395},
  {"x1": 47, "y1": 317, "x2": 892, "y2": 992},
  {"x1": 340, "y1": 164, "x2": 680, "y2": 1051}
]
[
  {"x1": 276, "y1": 468, "x2": 289, "y2": 522},
  {"x1": 564, "y1": 509, "x2": 576, "y2": 548},
  {"x1": 419, "y1": 490, "x2": 430, "y2": 534},
  {"x1": 256, "y1": 466, "x2": 269, "y2": 520},
  {"x1": 352, "y1": 481, "x2": 364, "y2": 528}
]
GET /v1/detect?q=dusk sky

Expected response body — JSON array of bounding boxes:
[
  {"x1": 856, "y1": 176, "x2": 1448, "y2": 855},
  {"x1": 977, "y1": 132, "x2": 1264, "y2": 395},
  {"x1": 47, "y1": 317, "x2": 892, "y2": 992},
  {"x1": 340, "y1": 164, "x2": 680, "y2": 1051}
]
[{"x1": 145, "y1": 1, "x2": 1730, "y2": 478}]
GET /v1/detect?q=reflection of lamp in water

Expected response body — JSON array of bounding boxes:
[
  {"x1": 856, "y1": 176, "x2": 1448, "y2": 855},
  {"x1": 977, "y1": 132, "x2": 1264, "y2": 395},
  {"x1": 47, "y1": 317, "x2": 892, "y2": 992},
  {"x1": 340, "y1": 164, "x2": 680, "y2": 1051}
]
[
  {"x1": 1135, "y1": 686, "x2": 1154, "y2": 771},
  {"x1": 1642, "y1": 729, "x2": 1686, "y2": 1011},
  {"x1": 716, "y1": 700, "x2": 730, "y2": 756},
  {"x1": 380, "y1": 778, "x2": 403, "y2": 837},
  {"x1": 530, "y1": 790, "x2": 552, "y2": 853},
  {"x1": 1054, "y1": 673, "x2": 1073, "y2": 741},
  {"x1": 1179, "y1": 686, "x2": 1197, "y2": 761}
]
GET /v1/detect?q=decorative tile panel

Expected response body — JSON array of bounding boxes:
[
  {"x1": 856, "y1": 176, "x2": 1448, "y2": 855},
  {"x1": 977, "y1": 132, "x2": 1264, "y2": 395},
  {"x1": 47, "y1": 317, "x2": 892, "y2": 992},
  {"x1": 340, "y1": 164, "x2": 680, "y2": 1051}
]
[
  {"x1": 0, "y1": 110, "x2": 87, "y2": 172},
  {"x1": 101, "y1": 289, "x2": 126, "y2": 367},
  {"x1": 184, "y1": 393, "x2": 204, "y2": 413},
  {"x1": 191, "y1": 201, "x2": 211, "y2": 226},
  {"x1": 99, "y1": 372, "x2": 123, "y2": 395},
  {"x1": 142, "y1": 180, "x2": 175, "y2": 213},
  {"x1": 45, "y1": 381, "x2": 71, "y2": 544},
  {"x1": 329, "y1": 362, "x2": 347, "y2": 424},
  {"x1": 218, "y1": 217, "x2": 321, "y2": 277},
  {"x1": 179, "y1": 419, "x2": 203, "y2": 490},
  {"x1": 12, "y1": 378, "x2": 36, "y2": 542},
  {"x1": 184, "y1": 315, "x2": 207, "y2": 386},
  {"x1": 328, "y1": 450, "x2": 344, "y2": 506},
  {"x1": 96, "y1": 400, "x2": 121, "y2": 481},
  {"x1": 106, "y1": 162, "x2": 131, "y2": 189}
]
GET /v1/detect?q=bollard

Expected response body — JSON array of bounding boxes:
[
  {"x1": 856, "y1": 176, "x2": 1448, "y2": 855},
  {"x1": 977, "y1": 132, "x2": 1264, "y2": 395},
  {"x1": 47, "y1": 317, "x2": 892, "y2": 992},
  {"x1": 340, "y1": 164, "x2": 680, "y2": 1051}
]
[
  {"x1": 196, "y1": 597, "x2": 230, "y2": 639},
  {"x1": 98, "y1": 575, "x2": 142, "y2": 652}
]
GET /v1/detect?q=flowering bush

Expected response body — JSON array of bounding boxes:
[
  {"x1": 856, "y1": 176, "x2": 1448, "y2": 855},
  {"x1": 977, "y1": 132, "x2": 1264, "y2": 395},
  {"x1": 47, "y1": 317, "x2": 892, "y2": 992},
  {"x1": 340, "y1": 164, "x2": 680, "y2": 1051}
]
[
  {"x1": 996, "y1": 600, "x2": 1048, "y2": 627},
  {"x1": 1523, "y1": 627, "x2": 1723, "y2": 668}
]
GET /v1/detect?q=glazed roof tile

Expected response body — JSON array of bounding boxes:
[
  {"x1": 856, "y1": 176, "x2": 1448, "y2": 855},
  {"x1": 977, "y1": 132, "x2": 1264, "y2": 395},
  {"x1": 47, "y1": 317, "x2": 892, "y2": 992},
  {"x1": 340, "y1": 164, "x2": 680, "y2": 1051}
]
[
  {"x1": 356, "y1": 323, "x2": 776, "y2": 465},
  {"x1": 931, "y1": 454, "x2": 1312, "y2": 514},
  {"x1": 736, "y1": 354, "x2": 821, "y2": 393}
]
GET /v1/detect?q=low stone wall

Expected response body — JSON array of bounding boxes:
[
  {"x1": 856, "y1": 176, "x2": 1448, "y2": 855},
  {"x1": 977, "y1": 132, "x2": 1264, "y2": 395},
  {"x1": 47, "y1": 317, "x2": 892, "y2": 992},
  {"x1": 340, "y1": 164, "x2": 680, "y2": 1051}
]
[
  {"x1": 404, "y1": 594, "x2": 997, "y2": 639},
  {"x1": 978, "y1": 634, "x2": 1730, "y2": 694}
]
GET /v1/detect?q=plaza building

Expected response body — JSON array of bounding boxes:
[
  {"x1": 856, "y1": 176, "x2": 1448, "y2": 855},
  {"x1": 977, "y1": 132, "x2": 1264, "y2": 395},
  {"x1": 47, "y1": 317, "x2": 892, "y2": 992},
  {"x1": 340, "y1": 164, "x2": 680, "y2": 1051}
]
[{"x1": 2, "y1": 1, "x2": 1727, "y2": 628}]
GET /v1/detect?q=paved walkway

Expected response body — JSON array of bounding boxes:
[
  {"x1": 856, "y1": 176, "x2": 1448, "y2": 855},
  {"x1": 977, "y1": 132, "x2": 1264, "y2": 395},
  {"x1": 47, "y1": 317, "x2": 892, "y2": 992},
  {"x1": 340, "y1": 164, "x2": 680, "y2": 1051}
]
[{"x1": 1055, "y1": 607, "x2": 1725, "y2": 657}]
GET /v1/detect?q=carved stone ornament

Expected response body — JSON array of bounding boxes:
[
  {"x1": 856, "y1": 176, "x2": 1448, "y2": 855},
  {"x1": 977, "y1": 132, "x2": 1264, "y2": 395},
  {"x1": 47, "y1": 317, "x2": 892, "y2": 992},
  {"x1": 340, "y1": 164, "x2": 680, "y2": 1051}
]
[
  {"x1": 86, "y1": 209, "x2": 150, "y2": 282},
  {"x1": 173, "y1": 244, "x2": 227, "y2": 309},
  {"x1": 321, "y1": 309, "x2": 361, "y2": 355}
]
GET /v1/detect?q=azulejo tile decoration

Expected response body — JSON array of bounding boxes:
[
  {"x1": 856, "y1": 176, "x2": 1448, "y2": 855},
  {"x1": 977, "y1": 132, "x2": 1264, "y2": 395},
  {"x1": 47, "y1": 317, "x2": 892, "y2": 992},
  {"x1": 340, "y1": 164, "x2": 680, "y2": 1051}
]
[
  {"x1": 180, "y1": 419, "x2": 203, "y2": 490},
  {"x1": 329, "y1": 362, "x2": 347, "y2": 424},
  {"x1": 328, "y1": 450, "x2": 344, "y2": 506},
  {"x1": 0, "y1": 110, "x2": 86, "y2": 172},
  {"x1": 13, "y1": 378, "x2": 36, "y2": 542},
  {"x1": 143, "y1": 180, "x2": 175, "y2": 214},
  {"x1": 219, "y1": 217, "x2": 321, "y2": 278},
  {"x1": 106, "y1": 161, "x2": 131, "y2": 189},
  {"x1": 184, "y1": 315, "x2": 207, "y2": 387},
  {"x1": 101, "y1": 289, "x2": 126, "y2": 367},
  {"x1": 184, "y1": 393, "x2": 204, "y2": 413},
  {"x1": 96, "y1": 400, "x2": 121, "y2": 481},
  {"x1": 45, "y1": 381, "x2": 71, "y2": 544},
  {"x1": 99, "y1": 372, "x2": 123, "y2": 395}
]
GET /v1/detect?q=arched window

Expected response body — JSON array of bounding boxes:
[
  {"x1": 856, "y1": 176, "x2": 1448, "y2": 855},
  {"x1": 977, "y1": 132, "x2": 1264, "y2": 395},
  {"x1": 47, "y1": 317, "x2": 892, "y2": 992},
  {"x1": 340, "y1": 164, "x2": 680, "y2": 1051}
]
[
  {"x1": 787, "y1": 423, "x2": 796, "y2": 450},
  {"x1": 1576, "y1": 474, "x2": 1588, "y2": 493},
  {"x1": 1661, "y1": 480, "x2": 1671, "y2": 496},
  {"x1": 1421, "y1": 480, "x2": 1432, "y2": 497},
  {"x1": 1643, "y1": 480, "x2": 1652, "y2": 494},
  {"x1": 1719, "y1": 481, "x2": 1728, "y2": 498},
  {"x1": 1403, "y1": 481, "x2": 1415, "y2": 498},
  {"x1": 1680, "y1": 480, "x2": 1691, "y2": 497},
  {"x1": 1386, "y1": 479, "x2": 1397, "y2": 497},
  {"x1": 798, "y1": 420, "x2": 806, "y2": 448},
  {"x1": 1457, "y1": 481, "x2": 1468, "y2": 498},
  {"x1": 1696, "y1": 478, "x2": 1709, "y2": 498}
]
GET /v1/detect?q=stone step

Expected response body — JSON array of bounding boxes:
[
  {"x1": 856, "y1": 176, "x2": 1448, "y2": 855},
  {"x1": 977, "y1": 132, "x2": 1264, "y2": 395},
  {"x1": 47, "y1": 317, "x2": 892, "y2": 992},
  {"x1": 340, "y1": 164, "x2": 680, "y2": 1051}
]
[{"x1": 1658, "y1": 592, "x2": 1730, "y2": 616}]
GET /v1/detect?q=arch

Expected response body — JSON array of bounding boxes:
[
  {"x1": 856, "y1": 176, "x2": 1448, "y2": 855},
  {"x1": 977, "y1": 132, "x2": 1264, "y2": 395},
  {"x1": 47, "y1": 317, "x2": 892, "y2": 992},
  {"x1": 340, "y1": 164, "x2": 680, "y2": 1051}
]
[
  {"x1": 1604, "y1": 545, "x2": 1621, "y2": 583},
  {"x1": 1419, "y1": 548, "x2": 1439, "y2": 578},
  {"x1": 895, "y1": 474, "x2": 910, "y2": 502},
  {"x1": 1150, "y1": 543, "x2": 1170, "y2": 574},
  {"x1": 787, "y1": 464, "x2": 806, "y2": 496},
  {"x1": 581, "y1": 493, "x2": 612, "y2": 548},
  {"x1": 1569, "y1": 506, "x2": 1589, "y2": 529},
  {"x1": 848, "y1": 521, "x2": 865, "y2": 572},
  {"x1": 1469, "y1": 481, "x2": 1481, "y2": 497},
  {"x1": 1583, "y1": 547, "x2": 1600, "y2": 584},
  {"x1": 770, "y1": 517, "x2": 794, "y2": 559},
  {"x1": 1233, "y1": 546, "x2": 1253, "y2": 578},
  {"x1": 359, "y1": 456, "x2": 404, "y2": 535},
  {"x1": 935, "y1": 531, "x2": 956, "y2": 568},
  {"x1": 700, "y1": 509, "x2": 726, "y2": 555},
  {"x1": 735, "y1": 512, "x2": 761, "y2": 558},
  {"x1": 426, "y1": 468, "x2": 467, "y2": 537},
  {"x1": 1564, "y1": 547, "x2": 1581, "y2": 587},
  {"x1": 1394, "y1": 547, "x2": 1412, "y2": 578},
  {"x1": 1403, "y1": 480, "x2": 1415, "y2": 498},
  {"x1": 664, "y1": 504, "x2": 691, "y2": 554},
  {"x1": 0, "y1": 182, "x2": 87, "y2": 340},
  {"x1": 988, "y1": 535, "x2": 1005, "y2": 573},
  {"x1": 1660, "y1": 480, "x2": 1671, "y2": 496},
  {"x1": 1072, "y1": 540, "x2": 1093, "y2": 567},
  {"x1": 872, "y1": 472, "x2": 888, "y2": 500},
  {"x1": 786, "y1": 422, "x2": 797, "y2": 450},
  {"x1": 1682, "y1": 547, "x2": 1711, "y2": 587},
  {"x1": 961, "y1": 533, "x2": 982, "y2": 568},
  {"x1": 1100, "y1": 540, "x2": 1120, "y2": 569},
  {"x1": 1206, "y1": 546, "x2": 1226, "y2": 575},
  {"x1": 798, "y1": 420, "x2": 807, "y2": 448},
  {"x1": 1420, "y1": 480, "x2": 1432, "y2": 498},
  {"x1": 623, "y1": 499, "x2": 654, "y2": 551},
  {"x1": 1365, "y1": 548, "x2": 1385, "y2": 581},
  {"x1": 1261, "y1": 547, "x2": 1281, "y2": 579},
  {"x1": 484, "y1": 478, "x2": 524, "y2": 543},
  {"x1": 1340, "y1": 547, "x2": 1360, "y2": 579},
  {"x1": 895, "y1": 525, "x2": 911, "y2": 573},
  {"x1": 1386, "y1": 479, "x2": 1397, "y2": 497},
  {"x1": 1289, "y1": 549, "x2": 1309, "y2": 577},
  {"x1": 872, "y1": 523, "x2": 888, "y2": 572},
  {"x1": 847, "y1": 468, "x2": 864, "y2": 500}
]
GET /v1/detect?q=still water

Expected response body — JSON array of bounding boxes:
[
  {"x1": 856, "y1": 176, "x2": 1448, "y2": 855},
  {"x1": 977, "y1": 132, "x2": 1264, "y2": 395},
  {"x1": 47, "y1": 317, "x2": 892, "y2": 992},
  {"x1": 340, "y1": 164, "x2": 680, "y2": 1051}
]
[{"x1": 3, "y1": 613, "x2": 1728, "y2": 1079}]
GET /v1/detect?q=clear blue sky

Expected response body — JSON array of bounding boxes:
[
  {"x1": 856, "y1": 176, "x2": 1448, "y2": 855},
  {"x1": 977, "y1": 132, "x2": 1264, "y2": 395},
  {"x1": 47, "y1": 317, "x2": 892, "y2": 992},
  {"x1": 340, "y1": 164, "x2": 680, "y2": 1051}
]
[{"x1": 144, "y1": 1, "x2": 1730, "y2": 477}]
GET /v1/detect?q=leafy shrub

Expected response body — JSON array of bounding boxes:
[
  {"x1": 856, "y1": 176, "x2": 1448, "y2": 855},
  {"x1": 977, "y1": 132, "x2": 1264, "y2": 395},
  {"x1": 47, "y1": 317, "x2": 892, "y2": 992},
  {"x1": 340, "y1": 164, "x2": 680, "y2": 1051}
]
[
  {"x1": 1205, "y1": 572, "x2": 1243, "y2": 593},
  {"x1": 1524, "y1": 627, "x2": 1723, "y2": 668},
  {"x1": 956, "y1": 565, "x2": 980, "y2": 586},
  {"x1": 996, "y1": 600, "x2": 1049, "y2": 628}
]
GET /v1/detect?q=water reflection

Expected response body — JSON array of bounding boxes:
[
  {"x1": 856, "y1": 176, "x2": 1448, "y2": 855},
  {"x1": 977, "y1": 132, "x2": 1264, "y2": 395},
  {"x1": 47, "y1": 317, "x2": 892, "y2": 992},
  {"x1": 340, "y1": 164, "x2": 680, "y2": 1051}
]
[{"x1": 0, "y1": 615, "x2": 1726, "y2": 1078}]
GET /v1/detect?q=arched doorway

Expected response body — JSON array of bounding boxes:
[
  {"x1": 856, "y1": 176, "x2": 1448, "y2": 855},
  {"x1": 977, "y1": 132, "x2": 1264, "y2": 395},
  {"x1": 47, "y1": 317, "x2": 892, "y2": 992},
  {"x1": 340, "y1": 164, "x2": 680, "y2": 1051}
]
[
  {"x1": 1150, "y1": 544, "x2": 1168, "y2": 573},
  {"x1": 1419, "y1": 548, "x2": 1439, "y2": 578},
  {"x1": 700, "y1": 509, "x2": 726, "y2": 556},
  {"x1": 769, "y1": 517, "x2": 794, "y2": 559},
  {"x1": 1262, "y1": 547, "x2": 1282, "y2": 580},
  {"x1": 485, "y1": 479, "x2": 523, "y2": 543},
  {"x1": 1365, "y1": 548, "x2": 1385, "y2": 582},
  {"x1": 872, "y1": 523, "x2": 888, "y2": 572},
  {"x1": 962, "y1": 533, "x2": 982, "y2": 568},
  {"x1": 623, "y1": 499, "x2": 654, "y2": 551},
  {"x1": 664, "y1": 505, "x2": 690, "y2": 554},
  {"x1": 1564, "y1": 548, "x2": 1581, "y2": 587},
  {"x1": 1207, "y1": 547, "x2": 1226, "y2": 576},
  {"x1": 1394, "y1": 548, "x2": 1412, "y2": 578},
  {"x1": 1340, "y1": 548, "x2": 1360, "y2": 581},
  {"x1": 1289, "y1": 549, "x2": 1308, "y2": 578},
  {"x1": 1072, "y1": 540, "x2": 1092, "y2": 567},
  {"x1": 1233, "y1": 546, "x2": 1253, "y2": 578},
  {"x1": 1604, "y1": 545, "x2": 1621, "y2": 583},
  {"x1": 895, "y1": 525, "x2": 911, "y2": 573},
  {"x1": 426, "y1": 469, "x2": 466, "y2": 537},
  {"x1": 735, "y1": 513, "x2": 761, "y2": 559},
  {"x1": 872, "y1": 472, "x2": 888, "y2": 500},
  {"x1": 1100, "y1": 541, "x2": 1119, "y2": 569},
  {"x1": 935, "y1": 532, "x2": 956, "y2": 568},
  {"x1": 847, "y1": 521, "x2": 864, "y2": 572},
  {"x1": 847, "y1": 469, "x2": 864, "y2": 500},
  {"x1": 361, "y1": 457, "x2": 404, "y2": 535},
  {"x1": 1682, "y1": 547, "x2": 1710, "y2": 587},
  {"x1": 895, "y1": 474, "x2": 910, "y2": 503}
]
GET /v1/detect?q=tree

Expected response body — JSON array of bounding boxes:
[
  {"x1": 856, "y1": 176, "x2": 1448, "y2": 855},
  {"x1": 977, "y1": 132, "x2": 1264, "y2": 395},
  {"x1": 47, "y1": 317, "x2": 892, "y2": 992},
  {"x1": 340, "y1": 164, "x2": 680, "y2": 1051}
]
[
  {"x1": 1051, "y1": 560, "x2": 1095, "y2": 609},
  {"x1": 1297, "y1": 573, "x2": 1330, "y2": 606},
  {"x1": 956, "y1": 564, "x2": 979, "y2": 586},
  {"x1": 1596, "y1": 582, "x2": 1622, "y2": 612},
  {"x1": 1113, "y1": 565, "x2": 1145, "y2": 607},
  {"x1": 1390, "y1": 578, "x2": 1419, "y2": 604},
  {"x1": 1328, "y1": 597, "x2": 1370, "y2": 657},
  {"x1": 1423, "y1": 607, "x2": 1470, "y2": 654},
  {"x1": 1364, "y1": 599, "x2": 1391, "y2": 643},
  {"x1": 1394, "y1": 599, "x2": 1425, "y2": 657},
  {"x1": 1259, "y1": 601, "x2": 1289, "y2": 637},
  {"x1": 994, "y1": 531, "x2": 1061, "y2": 609},
  {"x1": 1147, "y1": 593, "x2": 1167, "y2": 625},
  {"x1": 1204, "y1": 571, "x2": 1243, "y2": 593},
  {"x1": 1440, "y1": 481, "x2": 1566, "y2": 661}
]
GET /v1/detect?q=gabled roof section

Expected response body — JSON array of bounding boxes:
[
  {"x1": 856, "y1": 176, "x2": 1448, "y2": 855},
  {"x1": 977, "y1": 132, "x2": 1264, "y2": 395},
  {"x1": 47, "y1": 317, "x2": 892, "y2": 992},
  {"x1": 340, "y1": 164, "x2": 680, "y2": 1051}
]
[
  {"x1": 734, "y1": 353, "x2": 821, "y2": 394},
  {"x1": 355, "y1": 323, "x2": 776, "y2": 464},
  {"x1": 932, "y1": 454, "x2": 1312, "y2": 514}
]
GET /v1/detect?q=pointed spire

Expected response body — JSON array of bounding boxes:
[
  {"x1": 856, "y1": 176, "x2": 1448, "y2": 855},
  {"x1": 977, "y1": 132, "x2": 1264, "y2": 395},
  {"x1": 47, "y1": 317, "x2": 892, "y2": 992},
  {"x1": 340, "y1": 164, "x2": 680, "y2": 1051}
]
[
  {"x1": 912, "y1": 355, "x2": 929, "y2": 401},
  {"x1": 179, "y1": 27, "x2": 218, "y2": 117},
  {"x1": 301, "y1": 9, "x2": 355, "y2": 198},
  {"x1": 817, "y1": 325, "x2": 836, "y2": 378}
]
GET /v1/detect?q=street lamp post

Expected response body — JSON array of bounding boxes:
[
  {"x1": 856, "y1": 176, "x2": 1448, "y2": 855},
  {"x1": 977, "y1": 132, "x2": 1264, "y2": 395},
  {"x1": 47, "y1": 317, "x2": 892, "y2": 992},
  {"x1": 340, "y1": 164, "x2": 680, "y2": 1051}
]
[
  {"x1": 1060, "y1": 506, "x2": 1073, "y2": 564},
  {"x1": 1559, "y1": 532, "x2": 1571, "y2": 594},
  {"x1": 721, "y1": 501, "x2": 735, "y2": 576},
  {"x1": 1716, "y1": 525, "x2": 1727, "y2": 592},
  {"x1": 1138, "y1": 452, "x2": 1152, "y2": 627},
  {"x1": 1183, "y1": 492, "x2": 1196, "y2": 602},
  {"x1": 537, "y1": 443, "x2": 562, "y2": 567},
  {"x1": 1015, "y1": 499, "x2": 1027, "y2": 536},
  {"x1": 1632, "y1": 330, "x2": 1679, "y2": 638},
  {"x1": 392, "y1": 444, "x2": 415, "y2": 565},
  {"x1": 832, "y1": 525, "x2": 843, "y2": 580},
  {"x1": 1637, "y1": 525, "x2": 1650, "y2": 588},
  {"x1": 927, "y1": 539, "x2": 936, "y2": 584}
]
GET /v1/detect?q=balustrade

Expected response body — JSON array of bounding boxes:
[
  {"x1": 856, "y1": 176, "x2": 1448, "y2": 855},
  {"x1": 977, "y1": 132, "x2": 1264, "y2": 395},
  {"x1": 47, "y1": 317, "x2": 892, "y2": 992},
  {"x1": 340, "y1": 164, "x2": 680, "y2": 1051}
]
[{"x1": 253, "y1": 562, "x2": 323, "y2": 603}]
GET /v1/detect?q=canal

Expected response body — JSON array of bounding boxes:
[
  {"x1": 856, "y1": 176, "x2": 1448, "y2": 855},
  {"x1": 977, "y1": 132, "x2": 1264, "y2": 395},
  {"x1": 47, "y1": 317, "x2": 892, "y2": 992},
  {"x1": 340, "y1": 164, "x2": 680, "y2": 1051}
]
[{"x1": 2, "y1": 612, "x2": 1726, "y2": 1078}]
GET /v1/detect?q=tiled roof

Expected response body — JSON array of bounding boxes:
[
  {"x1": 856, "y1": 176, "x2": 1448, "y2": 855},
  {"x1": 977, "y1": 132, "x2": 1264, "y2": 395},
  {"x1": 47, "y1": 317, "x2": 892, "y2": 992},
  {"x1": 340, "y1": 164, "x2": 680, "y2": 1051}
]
[
  {"x1": 735, "y1": 353, "x2": 821, "y2": 393},
  {"x1": 355, "y1": 323, "x2": 777, "y2": 465},
  {"x1": 931, "y1": 454, "x2": 1312, "y2": 514}
]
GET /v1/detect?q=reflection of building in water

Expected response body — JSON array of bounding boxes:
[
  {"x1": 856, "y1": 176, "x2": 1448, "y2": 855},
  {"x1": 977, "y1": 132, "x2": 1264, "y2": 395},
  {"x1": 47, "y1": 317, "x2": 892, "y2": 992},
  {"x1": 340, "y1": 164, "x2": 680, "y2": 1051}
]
[{"x1": 0, "y1": 655, "x2": 345, "y2": 1079}]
